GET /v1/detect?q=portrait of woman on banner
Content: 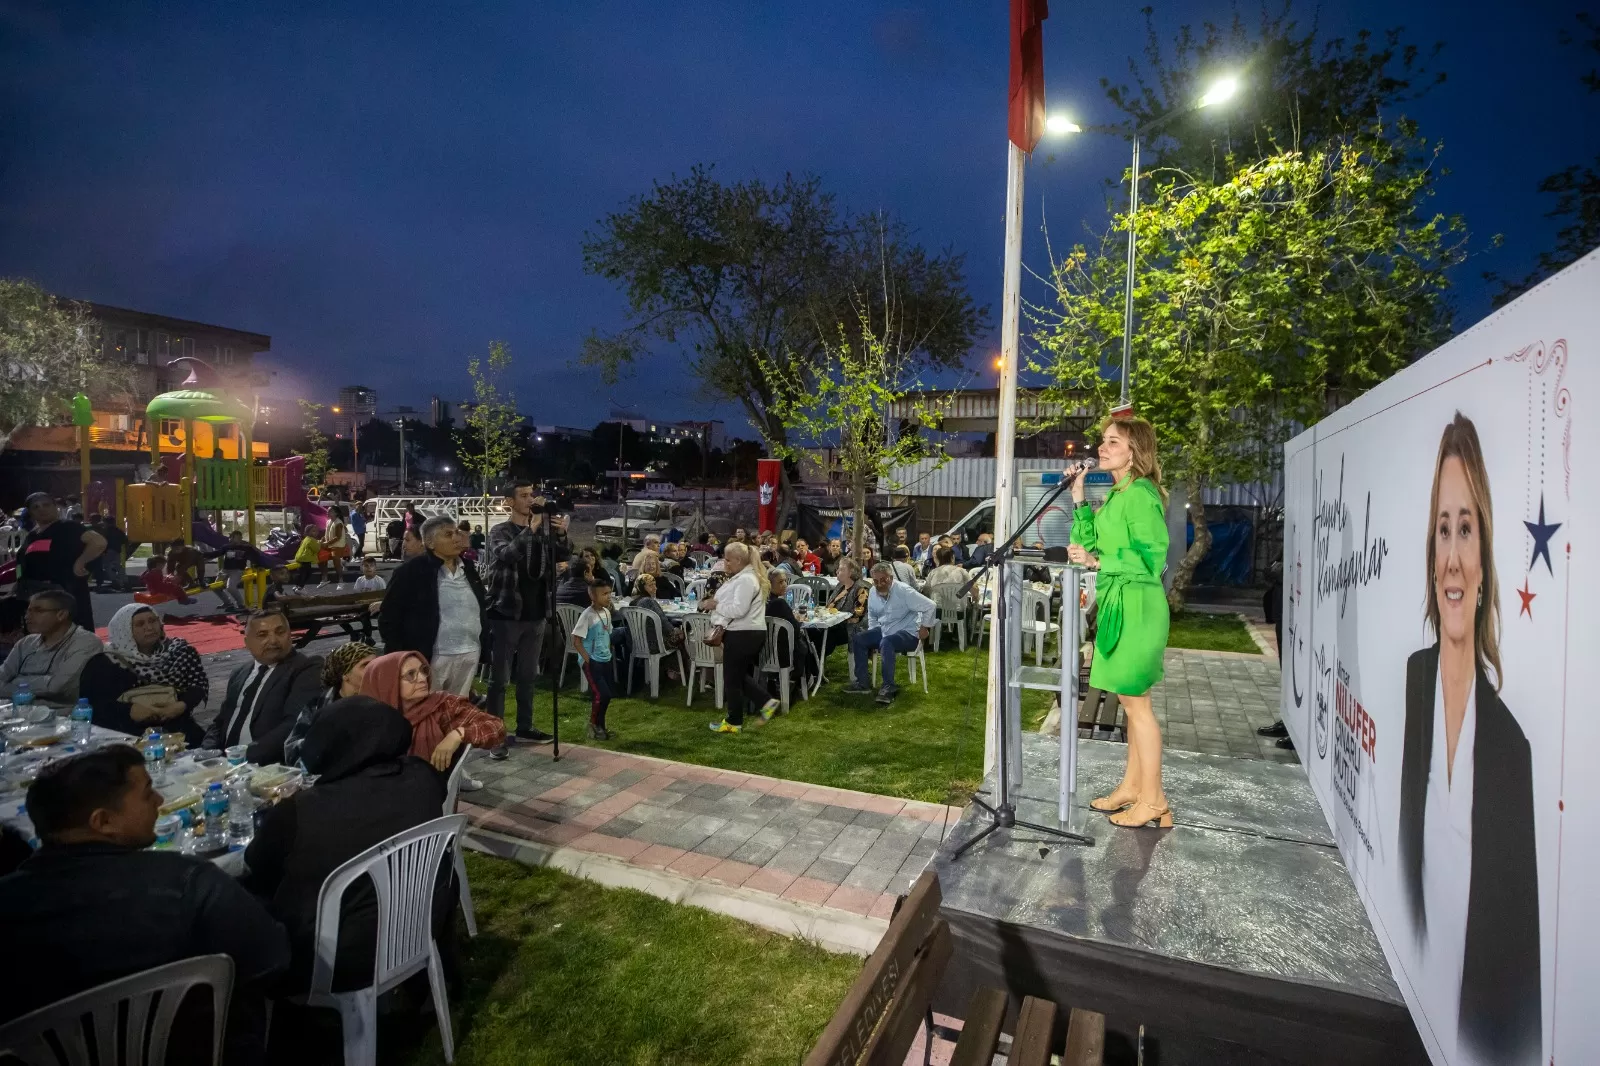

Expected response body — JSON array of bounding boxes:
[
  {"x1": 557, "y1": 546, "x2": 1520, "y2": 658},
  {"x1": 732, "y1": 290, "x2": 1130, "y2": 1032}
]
[{"x1": 1400, "y1": 411, "x2": 1541, "y2": 1064}]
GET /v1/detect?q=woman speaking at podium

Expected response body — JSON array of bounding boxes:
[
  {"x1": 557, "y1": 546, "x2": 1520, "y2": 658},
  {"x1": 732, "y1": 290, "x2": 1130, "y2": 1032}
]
[{"x1": 1065, "y1": 417, "x2": 1172, "y2": 829}]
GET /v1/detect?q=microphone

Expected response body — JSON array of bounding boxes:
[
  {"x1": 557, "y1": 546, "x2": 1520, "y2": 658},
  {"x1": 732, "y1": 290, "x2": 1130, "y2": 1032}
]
[{"x1": 1065, "y1": 458, "x2": 1098, "y2": 479}]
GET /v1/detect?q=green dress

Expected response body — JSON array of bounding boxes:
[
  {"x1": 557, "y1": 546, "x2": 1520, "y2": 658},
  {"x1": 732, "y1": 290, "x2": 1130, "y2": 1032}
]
[{"x1": 1070, "y1": 476, "x2": 1170, "y2": 696}]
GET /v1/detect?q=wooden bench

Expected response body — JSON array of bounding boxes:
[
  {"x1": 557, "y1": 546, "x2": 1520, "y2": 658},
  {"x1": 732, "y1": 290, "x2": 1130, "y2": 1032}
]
[
  {"x1": 806, "y1": 870, "x2": 1105, "y2": 1066},
  {"x1": 277, "y1": 590, "x2": 385, "y2": 647}
]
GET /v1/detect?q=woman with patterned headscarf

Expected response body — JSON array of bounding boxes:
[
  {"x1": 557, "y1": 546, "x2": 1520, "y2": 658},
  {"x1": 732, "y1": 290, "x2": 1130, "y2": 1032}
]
[
  {"x1": 282, "y1": 641, "x2": 379, "y2": 766},
  {"x1": 79, "y1": 603, "x2": 207, "y2": 744}
]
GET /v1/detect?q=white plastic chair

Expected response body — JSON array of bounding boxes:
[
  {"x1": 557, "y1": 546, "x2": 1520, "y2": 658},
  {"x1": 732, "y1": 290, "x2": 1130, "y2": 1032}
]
[
  {"x1": 870, "y1": 633, "x2": 930, "y2": 693},
  {"x1": 680, "y1": 613, "x2": 724, "y2": 709},
  {"x1": 688, "y1": 550, "x2": 714, "y2": 570},
  {"x1": 555, "y1": 603, "x2": 588, "y2": 694},
  {"x1": 0, "y1": 954, "x2": 234, "y2": 1066},
  {"x1": 758, "y1": 617, "x2": 804, "y2": 714},
  {"x1": 620, "y1": 606, "x2": 684, "y2": 699},
  {"x1": 296, "y1": 815, "x2": 466, "y2": 1066},
  {"x1": 929, "y1": 583, "x2": 971, "y2": 651},
  {"x1": 784, "y1": 584, "x2": 814, "y2": 609},
  {"x1": 442, "y1": 744, "x2": 478, "y2": 938},
  {"x1": 1021, "y1": 585, "x2": 1060, "y2": 665}
]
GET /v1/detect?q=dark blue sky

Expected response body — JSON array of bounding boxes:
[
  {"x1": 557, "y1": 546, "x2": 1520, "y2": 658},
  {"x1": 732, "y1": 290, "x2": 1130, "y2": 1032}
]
[{"x1": 1, "y1": 0, "x2": 1591, "y2": 432}]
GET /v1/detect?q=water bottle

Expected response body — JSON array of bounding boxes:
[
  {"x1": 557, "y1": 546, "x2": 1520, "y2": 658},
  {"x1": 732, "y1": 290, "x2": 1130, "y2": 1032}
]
[
  {"x1": 70, "y1": 699, "x2": 93, "y2": 746},
  {"x1": 12, "y1": 682, "x2": 33, "y2": 718},
  {"x1": 688, "y1": 584, "x2": 698, "y2": 605},
  {"x1": 226, "y1": 780, "x2": 255, "y2": 851},
  {"x1": 202, "y1": 782, "x2": 228, "y2": 845},
  {"x1": 143, "y1": 729, "x2": 166, "y2": 784}
]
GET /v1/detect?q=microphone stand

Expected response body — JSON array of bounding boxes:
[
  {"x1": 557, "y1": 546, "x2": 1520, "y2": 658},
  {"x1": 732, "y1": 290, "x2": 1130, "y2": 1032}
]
[{"x1": 952, "y1": 468, "x2": 1094, "y2": 859}]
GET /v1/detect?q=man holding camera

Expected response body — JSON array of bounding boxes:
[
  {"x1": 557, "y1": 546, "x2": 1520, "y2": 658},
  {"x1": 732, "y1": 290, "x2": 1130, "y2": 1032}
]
[{"x1": 485, "y1": 480, "x2": 569, "y2": 752}]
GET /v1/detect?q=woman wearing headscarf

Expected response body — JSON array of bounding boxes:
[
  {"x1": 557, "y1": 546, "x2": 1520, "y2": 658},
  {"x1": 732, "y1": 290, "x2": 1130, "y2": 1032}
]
[
  {"x1": 282, "y1": 641, "x2": 379, "y2": 766},
  {"x1": 360, "y1": 651, "x2": 506, "y2": 771},
  {"x1": 242, "y1": 696, "x2": 451, "y2": 991},
  {"x1": 78, "y1": 603, "x2": 207, "y2": 745}
]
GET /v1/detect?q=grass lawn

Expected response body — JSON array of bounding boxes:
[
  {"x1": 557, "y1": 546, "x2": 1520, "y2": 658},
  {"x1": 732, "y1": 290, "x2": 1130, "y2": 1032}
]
[
  {"x1": 1166, "y1": 610, "x2": 1261, "y2": 654},
  {"x1": 509, "y1": 642, "x2": 1051, "y2": 805},
  {"x1": 402, "y1": 852, "x2": 860, "y2": 1066},
  {"x1": 503, "y1": 611, "x2": 1256, "y2": 804}
]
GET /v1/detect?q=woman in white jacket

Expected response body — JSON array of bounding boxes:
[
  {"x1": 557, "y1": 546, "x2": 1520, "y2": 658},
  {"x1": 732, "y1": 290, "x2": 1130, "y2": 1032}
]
[{"x1": 702, "y1": 542, "x2": 779, "y2": 733}]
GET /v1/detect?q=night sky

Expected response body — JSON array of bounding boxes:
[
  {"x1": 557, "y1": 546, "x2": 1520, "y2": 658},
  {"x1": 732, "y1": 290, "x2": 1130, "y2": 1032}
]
[{"x1": 1, "y1": 0, "x2": 1591, "y2": 433}]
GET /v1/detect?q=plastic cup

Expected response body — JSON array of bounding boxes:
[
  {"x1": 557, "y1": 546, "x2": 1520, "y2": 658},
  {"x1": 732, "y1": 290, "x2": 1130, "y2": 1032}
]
[
  {"x1": 153, "y1": 814, "x2": 180, "y2": 848},
  {"x1": 226, "y1": 745, "x2": 248, "y2": 766}
]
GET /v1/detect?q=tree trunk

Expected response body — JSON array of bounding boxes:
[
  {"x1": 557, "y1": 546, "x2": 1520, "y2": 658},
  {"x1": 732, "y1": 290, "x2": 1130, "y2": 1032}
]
[
  {"x1": 1167, "y1": 488, "x2": 1211, "y2": 612},
  {"x1": 852, "y1": 472, "x2": 867, "y2": 560}
]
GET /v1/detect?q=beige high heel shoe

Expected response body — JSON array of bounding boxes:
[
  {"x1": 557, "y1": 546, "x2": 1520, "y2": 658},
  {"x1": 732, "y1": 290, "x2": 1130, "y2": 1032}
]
[
  {"x1": 1108, "y1": 800, "x2": 1173, "y2": 829},
  {"x1": 1090, "y1": 788, "x2": 1137, "y2": 813}
]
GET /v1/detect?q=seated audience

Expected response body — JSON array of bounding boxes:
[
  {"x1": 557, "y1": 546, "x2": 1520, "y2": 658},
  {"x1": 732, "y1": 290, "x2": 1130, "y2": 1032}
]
[
  {"x1": 360, "y1": 651, "x2": 506, "y2": 770},
  {"x1": 0, "y1": 746, "x2": 288, "y2": 1066},
  {"x1": 924, "y1": 546, "x2": 970, "y2": 595},
  {"x1": 80, "y1": 604, "x2": 207, "y2": 745},
  {"x1": 631, "y1": 574, "x2": 685, "y2": 657},
  {"x1": 765, "y1": 570, "x2": 817, "y2": 693},
  {"x1": 142, "y1": 556, "x2": 195, "y2": 604},
  {"x1": 556, "y1": 552, "x2": 595, "y2": 606},
  {"x1": 283, "y1": 641, "x2": 379, "y2": 766},
  {"x1": 794, "y1": 538, "x2": 821, "y2": 575},
  {"x1": 243, "y1": 697, "x2": 449, "y2": 994},
  {"x1": 631, "y1": 534, "x2": 662, "y2": 573},
  {"x1": 846, "y1": 563, "x2": 935, "y2": 705},
  {"x1": 400, "y1": 526, "x2": 425, "y2": 559},
  {"x1": 964, "y1": 531, "x2": 995, "y2": 570},
  {"x1": 890, "y1": 545, "x2": 920, "y2": 587},
  {"x1": 820, "y1": 539, "x2": 844, "y2": 576},
  {"x1": 202, "y1": 609, "x2": 324, "y2": 765},
  {"x1": 912, "y1": 532, "x2": 934, "y2": 571},
  {"x1": 822, "y1": 557, "x2": 870, "y2": 658},
  {"x1": 0, "y1": 590, "x2": 104, "y2": 707}
]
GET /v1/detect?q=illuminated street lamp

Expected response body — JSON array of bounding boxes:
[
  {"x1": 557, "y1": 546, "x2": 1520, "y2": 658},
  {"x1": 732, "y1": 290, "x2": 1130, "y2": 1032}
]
[{"x1": 1047, "y1": 73, "x2": 1239, "y2": 405}]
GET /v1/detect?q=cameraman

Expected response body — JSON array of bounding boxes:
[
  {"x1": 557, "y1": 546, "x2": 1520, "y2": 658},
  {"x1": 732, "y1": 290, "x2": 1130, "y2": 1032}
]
[{"x1": 485, "y1": 480, "x2": 569, "y2": 751}]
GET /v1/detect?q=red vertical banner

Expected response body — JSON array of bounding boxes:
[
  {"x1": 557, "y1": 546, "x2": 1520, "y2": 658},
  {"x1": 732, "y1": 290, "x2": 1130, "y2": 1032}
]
[{"x1": 756, "y1": 459, "x2": 781, "y2": 533}]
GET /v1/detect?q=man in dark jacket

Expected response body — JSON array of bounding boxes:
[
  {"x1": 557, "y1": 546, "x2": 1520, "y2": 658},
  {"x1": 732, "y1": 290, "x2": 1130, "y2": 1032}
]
[
  {"x1": 483, "y1": 480, "x2": 568, "y2": 748},
  {"x1": 379, "y1": 515, "x2": 488, "y2": 696},
  {"x1": 0, "y1": 746, "x2": 288, "y2": 1065},
  {"x1": 202, "y1": 609, "x2": 324, "y2": 765},
  {"x1": 243, "y1": 697, "x2": 448, "y2": 994}
]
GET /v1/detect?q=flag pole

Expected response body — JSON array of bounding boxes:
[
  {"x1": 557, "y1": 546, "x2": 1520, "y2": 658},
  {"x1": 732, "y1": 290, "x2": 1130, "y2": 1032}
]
[{"x1": 984, "y1": 139, "x2": 1026, "y2": 779}]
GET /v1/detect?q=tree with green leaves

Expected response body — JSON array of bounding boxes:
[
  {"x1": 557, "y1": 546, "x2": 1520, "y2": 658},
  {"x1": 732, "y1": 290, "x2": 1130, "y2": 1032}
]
[
  {"x1": 1036, "y1": 140, "x2": 1466, "y2": 607},
  {"x1": 0, "y1": 278, "x2": 129, "y2": 452},
  {"x1": 457, "y1": 340, "x2": 523, "y2": 496},
  {"x1": 294, "y1": 399, "x2": 331, "y2": 489},
  {"x1": 759, "y1": 308, "x2": 955, "y2": 559},
  {"x1": 1489, "y1": 13, "x2": 1599, "y2": 304},
  {"x1": 579, "y1": 167, "x2": 985, "y2": 508}
]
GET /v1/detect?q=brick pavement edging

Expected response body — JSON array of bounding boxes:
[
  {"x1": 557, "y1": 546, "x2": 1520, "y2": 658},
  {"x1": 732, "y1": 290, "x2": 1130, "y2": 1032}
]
[
  {"x1": 465, "y1": 826, "x2": 889, "y2": 956},
  {"x1": 459, "y1": 743, "x2": 961, "y2": 953}
]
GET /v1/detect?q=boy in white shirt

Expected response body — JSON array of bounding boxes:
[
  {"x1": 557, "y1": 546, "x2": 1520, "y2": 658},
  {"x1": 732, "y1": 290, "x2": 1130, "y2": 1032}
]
[
  {"x1": 571, "y1": 580, "x2": 618, "y2": 741},
  {"x1": 353, "y1": 557, "x2": 387, "y2": 594}
]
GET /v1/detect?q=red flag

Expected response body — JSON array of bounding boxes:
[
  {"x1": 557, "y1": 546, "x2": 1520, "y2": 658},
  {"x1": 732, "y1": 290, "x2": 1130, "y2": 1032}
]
[{"x1": 1008, "y1": 0, "x2": 1048, "y2": 153}]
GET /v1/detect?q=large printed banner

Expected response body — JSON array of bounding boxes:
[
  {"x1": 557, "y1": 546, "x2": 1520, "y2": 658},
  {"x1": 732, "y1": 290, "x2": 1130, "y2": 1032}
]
[{"x1": 1281, "y1": 250, "x2": 1598, "y2": 1066}]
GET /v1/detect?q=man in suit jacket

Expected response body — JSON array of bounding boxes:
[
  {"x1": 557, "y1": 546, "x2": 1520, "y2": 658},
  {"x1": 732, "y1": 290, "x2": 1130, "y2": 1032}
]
[{"x1": 202, "y1": 610, "x2": 323, "y2": 765}]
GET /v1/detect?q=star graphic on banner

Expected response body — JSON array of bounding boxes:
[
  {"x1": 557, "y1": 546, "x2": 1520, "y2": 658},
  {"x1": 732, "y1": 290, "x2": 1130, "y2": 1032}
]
[
  {"x1": 1517, "y1": 578, "x2": 1536, "y2": 618},
  {"x1": 1524, "y1": 494, "x2": 1561, "y2": 576}
]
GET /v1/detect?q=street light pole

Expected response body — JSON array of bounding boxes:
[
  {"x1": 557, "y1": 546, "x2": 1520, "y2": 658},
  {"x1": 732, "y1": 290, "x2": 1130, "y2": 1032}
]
[{"x1": 1053, "y1": 74, "x2": 1239, "y2": 407}]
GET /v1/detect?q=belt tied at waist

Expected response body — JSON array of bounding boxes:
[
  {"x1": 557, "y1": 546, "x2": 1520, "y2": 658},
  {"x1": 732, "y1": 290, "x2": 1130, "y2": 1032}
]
[{"x1": 1094, "y1": 570, "x2": 1161, "y2": 658}]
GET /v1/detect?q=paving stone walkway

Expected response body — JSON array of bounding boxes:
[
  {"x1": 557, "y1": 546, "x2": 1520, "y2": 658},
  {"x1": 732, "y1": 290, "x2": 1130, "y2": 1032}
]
[
  {"x1": 1151, "y1": 648, "x2": 1292, "y2": 763},
  {"x1": 460, "y1": 741, "x2": 962, "y2": 927}
]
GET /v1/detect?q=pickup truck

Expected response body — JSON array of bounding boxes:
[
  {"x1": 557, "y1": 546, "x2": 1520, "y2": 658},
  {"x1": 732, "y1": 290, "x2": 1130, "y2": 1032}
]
[{"x1": 593, "y1": 499, "x2": 684, "y2": 550}]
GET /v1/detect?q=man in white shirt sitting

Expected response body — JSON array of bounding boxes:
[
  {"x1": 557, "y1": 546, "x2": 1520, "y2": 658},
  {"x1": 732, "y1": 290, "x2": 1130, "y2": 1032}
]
[{"x1": 844, "y1": 563, "x2": 935, "y2": 705}]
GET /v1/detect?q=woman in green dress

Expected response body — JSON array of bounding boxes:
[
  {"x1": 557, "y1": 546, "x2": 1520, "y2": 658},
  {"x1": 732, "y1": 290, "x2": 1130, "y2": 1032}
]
[{"x1": 1067, "y1": 417, "x2": 1173, "y2": 829}]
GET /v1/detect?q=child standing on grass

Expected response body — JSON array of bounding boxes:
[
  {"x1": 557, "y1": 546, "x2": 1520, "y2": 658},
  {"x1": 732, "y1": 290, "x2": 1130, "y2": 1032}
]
[{"x1": 571, "y1": 578, "x2": 617, "y2": 741}]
